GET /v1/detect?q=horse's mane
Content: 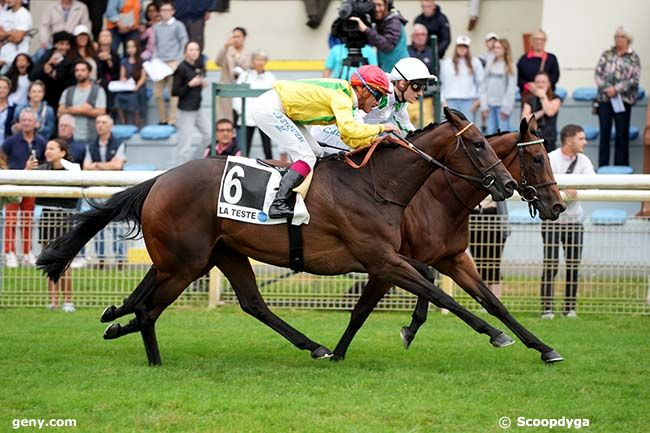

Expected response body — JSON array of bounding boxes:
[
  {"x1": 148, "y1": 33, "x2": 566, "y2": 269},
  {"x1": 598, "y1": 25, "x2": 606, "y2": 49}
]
[
  {"x1": 484, "y1": 130, "x2": 512, "y2": 140},
  {"x1": 406, "y1": 108, "x2": 469, "y2": 139}
]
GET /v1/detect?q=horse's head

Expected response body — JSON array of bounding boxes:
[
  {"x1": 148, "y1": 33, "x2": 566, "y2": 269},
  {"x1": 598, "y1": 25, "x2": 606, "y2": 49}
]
[
  {"x1": 511, "y1": 116, "x2": 565, "y2": 220},
  {"x1": 438, "y1": 107, "x2": 516, "y2": 201}
]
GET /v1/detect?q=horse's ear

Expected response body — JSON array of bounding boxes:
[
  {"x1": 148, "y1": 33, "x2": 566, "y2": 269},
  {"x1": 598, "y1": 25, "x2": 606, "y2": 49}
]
[
  {"x1": 443, "y1": 106, "x2": 457, "y2": 125},
  {"x1": 519, "y1": 117, "x2": 528, "y2": 138},
  {"x1": 528, "y1": 115, "x2": 538, "y2": 134}
]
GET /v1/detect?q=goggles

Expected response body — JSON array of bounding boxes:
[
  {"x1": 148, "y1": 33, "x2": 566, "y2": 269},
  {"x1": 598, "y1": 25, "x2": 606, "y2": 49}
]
[
  {"x1": 353, "y1": 71, "x2": 384, "y2": 103},
  {"x1": 394, "y1": 66, "x2": 428, "y2": 92}
]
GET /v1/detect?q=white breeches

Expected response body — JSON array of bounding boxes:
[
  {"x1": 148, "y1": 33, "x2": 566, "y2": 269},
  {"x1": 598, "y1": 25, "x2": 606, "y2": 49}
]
[{"x1": 251, "y1": 90, "x2": 323, "y2": 169}]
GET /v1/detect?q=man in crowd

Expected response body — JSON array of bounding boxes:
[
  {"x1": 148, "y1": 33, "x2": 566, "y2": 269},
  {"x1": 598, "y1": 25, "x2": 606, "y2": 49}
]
[
  {"x1": 408, "y1": 23, "x2": 434, "y2": 73},
  {"x1": 30, "y1": 31, "x2": 76, "y2": 110},
  {"x1": 413, "y1": 0, "x2": 450, "y2": 59},
  {"x1": 349, "y1": 0, "x2": 408, "y2": 72},
  {"x1": 58, "y1": 60, "x2": 107, "y2": 146},
  {"x1": 0, "y1": 108, "x2": 46, "y2": 267},
  {"x1": 57, "y1": 114, "x2": 85, "y2": 164},
  {"x1": 204, "y1": 118, "x2": 241, "y2": 157},
  {"x1": 83, "y1": 114, "x2": 126, "y2": 266},
  {"x1": 540, "y1": 124, "x2": 594, "y2": 319},
  {"x1": 39, "y1": 0, "x2": 90, "y2": 51},
  {"x1": 0, "y1": 0, "x2": 33, "y2": 72}
]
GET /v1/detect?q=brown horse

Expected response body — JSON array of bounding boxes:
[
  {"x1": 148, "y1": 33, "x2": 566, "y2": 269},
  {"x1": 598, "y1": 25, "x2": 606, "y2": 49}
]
[
  {"x1": 331, "y1": 117, "x2": 567, "y2": 363},
  {"x1": 37, "y1": 108, "x2": 516, "y2": 365}
]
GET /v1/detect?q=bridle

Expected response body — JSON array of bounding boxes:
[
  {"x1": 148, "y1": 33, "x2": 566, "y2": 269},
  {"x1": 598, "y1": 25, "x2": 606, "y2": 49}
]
[
  {"x1": 343, "y1": 121, "x2": 504, "y2": 207},
  {"x1": 516, "y1": 137, "x2": 557, "y2": 217}
]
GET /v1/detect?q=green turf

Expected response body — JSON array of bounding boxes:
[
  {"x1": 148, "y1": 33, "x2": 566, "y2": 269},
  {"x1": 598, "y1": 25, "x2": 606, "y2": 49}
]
[{"x1": 0, "y1": 307, "x2": 648, "y2": 433}]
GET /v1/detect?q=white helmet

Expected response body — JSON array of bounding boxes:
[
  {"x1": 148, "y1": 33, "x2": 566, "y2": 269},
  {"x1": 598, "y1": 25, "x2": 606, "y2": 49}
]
[{"x1": 388, "y1": 57, "x2": 437, "y2": 82}]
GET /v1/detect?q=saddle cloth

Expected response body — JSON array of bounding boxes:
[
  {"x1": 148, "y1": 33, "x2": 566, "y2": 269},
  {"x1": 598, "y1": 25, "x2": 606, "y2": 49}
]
[{"x1": 217, "y1": 156, "x2": 310, "y2": 225}]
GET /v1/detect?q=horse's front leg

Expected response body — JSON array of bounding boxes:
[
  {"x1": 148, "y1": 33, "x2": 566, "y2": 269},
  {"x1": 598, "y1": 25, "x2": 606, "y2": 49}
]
[{"x1": 435, "y1": 252, "x2": 563, "y2": 363}]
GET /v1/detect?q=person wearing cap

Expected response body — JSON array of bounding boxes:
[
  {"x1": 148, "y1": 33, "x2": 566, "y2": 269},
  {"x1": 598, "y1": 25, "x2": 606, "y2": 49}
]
[
  {"x1": 251, "y1": 65, "x2": 399, "y2": 218},
  {"x1": 29, "y1": 31, "x2": 77, "y2": 111},
  {"x1": 595, "y1": 26, "x2": 641, "y2": 167},
  {"x1": 479, "y1": 32, "x2": 498, "y2": 67},
  {"x1": 39, "y1": 0, "x2": 90, "y2": 50},
  {"x1": 413, "y1": 0, "x2": 450, "y2": 59},
  {"x1": 73, "y1": 24, "x2": 97, "y2": 81},
  {"x1": 516, "y1": 29, "x2": 560, "y2": 101},
  {"x1": 0, "y1": 0, "x2": 32, "y2": 73},
  {"x1": 348, "y1": 0, "x2": 409, "y2": 73},
  {"x1": 440, "y1": 35, "x2": 484, "y2": 122}
]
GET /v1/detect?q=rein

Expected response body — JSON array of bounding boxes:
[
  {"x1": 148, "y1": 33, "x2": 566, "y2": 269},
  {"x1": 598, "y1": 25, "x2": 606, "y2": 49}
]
[{"x1": 516, "y1": 137, "x2": 557, "y2": 217}]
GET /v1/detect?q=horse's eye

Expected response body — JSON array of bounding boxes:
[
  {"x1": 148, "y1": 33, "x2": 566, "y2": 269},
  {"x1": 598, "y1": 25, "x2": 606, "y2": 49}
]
[
  {"x1": 473, "y1": 141, "x2": 484, "y2": 149},
  {"x1": 533, "y1": 156, "x2": 544, "y2": 166}
]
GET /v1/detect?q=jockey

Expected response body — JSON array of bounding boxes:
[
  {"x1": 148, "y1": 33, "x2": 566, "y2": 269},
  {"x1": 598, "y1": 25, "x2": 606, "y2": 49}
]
[
  {"x1": 313, "y1": 57, "x2": 436, "y2": 148},
  {"x1": 252, "y1": 65, "x2": 398, "y2": 219}
]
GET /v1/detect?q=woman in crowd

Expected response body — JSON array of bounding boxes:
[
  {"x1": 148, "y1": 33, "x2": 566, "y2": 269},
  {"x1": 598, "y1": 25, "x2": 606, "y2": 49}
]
[
  {"x1": 13, "y1": 80, "x2": 56, "y2": 139},
  {"x1": 516, "y1": 29, "x2": 560, "y2": 102},
  {"x1": 6, "y1": 53, "x2": 33, "y2": 107},
  {"x1": 139, "y1": 2, "x2": 160, "y2": 61},
  {"x1": 594, "y1": 26, "x2": 641, "y2": 167},
  {"x1": 27, "y1": 138, "x2": 80, "y2": 312},
  {"x1": 521, "y1": 71, "x2": 562, "y2": 153},
  {"x1": 115, "y1": 39, "x2": 147, "y2": 127},
  {"x1": 440, "y1": 35, "x2": 484, "y2": 122},
  {"x1": 96, "y1": 29, "x2": 121, "y2": 115},
  {"x1": 233, "y1": 50, "x2": 276, "y2": 158},
  {"x1": 0, "y1": 76, "x2": 17, "y2": 144},
  {"x1": 215, "y1": 27, "x2": 251, "y2": 122},
  {"x1": 73, "y1": 24, "x2": 98, "y2": 81},
  {"x1": 480, "y1": 38, "x2": 516, "y2": 134},
  {"x1": 30, "y1": 31, "x2": 77, "y2": 111}
]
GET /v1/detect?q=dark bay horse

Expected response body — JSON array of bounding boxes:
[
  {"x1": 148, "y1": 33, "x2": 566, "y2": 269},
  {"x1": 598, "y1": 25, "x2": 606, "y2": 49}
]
[
  {"x1": 38, "y1": 108, "x2": 516, "y2": 365},
  {"x1": 332, "y1": 117, "x2": 567, "y2": 363}
]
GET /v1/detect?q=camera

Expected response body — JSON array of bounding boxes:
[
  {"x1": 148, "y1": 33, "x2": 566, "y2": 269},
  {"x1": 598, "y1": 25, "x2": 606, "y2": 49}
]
[{"x1": 331, "y1": 0, "x2": 375, "y2": 49}]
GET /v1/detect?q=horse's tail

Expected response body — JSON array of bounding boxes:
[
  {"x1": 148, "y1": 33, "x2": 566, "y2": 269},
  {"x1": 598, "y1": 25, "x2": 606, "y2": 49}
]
[{"x1": 37, "y1": 176, "x2": 158, "y2": 282}]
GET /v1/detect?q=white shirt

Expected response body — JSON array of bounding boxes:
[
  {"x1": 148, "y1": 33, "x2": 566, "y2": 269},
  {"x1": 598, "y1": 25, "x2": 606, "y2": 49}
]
[
  {"x1": 0, "y1": 6, "x2": 32, "y2": 66},
  {"x1": 548, "y1": 148, "x2": 595, "y2": 223},
  {"x1": 440, "y1": 57, "x2": 484, "y2": 101},
  {"x1": 8, "y1": 74, "x2": 29, "y2": 106}
]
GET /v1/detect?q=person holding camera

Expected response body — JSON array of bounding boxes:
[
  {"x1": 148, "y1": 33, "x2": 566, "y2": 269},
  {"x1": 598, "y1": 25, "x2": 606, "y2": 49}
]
[
  {"x1": 349, "y1": 0, "x2": 408, "y2": 73},
  {"x1": 251, "y1": 65, "x2": 399, "y2": 218}
]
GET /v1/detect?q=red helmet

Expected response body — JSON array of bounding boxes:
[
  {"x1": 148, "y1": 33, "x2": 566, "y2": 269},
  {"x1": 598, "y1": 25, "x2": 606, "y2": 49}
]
[{"x1": 350, "y1": 65, "x2": 391, "y2": 96}]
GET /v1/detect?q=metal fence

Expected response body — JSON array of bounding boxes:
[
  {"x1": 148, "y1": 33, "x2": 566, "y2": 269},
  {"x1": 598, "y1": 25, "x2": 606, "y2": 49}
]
[{"x1": 1, "y1": 209, "x2": 648, "y2": 315}]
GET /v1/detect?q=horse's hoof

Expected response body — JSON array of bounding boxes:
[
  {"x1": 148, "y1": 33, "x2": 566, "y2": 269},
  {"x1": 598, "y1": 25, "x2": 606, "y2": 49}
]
[
  {"x1": 311, "y1": 346, "x2": 334, "y2": 360},
  {"x1": 541, "y1": 349, "x2": 564, "y2": 363},
  {"x1": 100, "y1": 305, "x2": 117, "y2": 323},
  {"x1": 103, "y1": 323, "x2": 121, "y2": 340},
  {"x1": 330, "y1": 353, "x2": 344, "y2": 362},
  {"x1": 400, "y1": 327, "x2": 415, "y2": 350},
  {"x1": 490, "y1": 332, "x2": 516, "y2": 348}
]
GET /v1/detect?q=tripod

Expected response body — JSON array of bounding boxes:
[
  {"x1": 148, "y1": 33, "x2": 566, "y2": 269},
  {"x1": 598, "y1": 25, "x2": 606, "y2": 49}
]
[{"x1": 337, "y1": 45, "x2": 369, "y2": 80}]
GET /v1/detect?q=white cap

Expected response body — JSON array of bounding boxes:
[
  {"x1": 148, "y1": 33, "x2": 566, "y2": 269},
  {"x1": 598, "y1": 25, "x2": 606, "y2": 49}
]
[
  {"x1": 388, "y1": 57, "x2": 436, "y2": 82},
  {"x1": 73, "y1": 24, "x2": 91, "y2": 37},
  {"x1": 484, "y1": 32, "x2": 499, "y2": 41},
  {"x1": 456, "y1": 35, "x2": 471, "y2": 46}
]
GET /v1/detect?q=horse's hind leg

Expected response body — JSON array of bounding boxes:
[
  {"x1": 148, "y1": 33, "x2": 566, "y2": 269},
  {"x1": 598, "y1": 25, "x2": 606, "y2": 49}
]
[
  {"x1": 101, "y1": 267, "x2": 158, "y2": 323},
  {"x1": 213, "y1": 245, "x2": 333, "y2": 359}
]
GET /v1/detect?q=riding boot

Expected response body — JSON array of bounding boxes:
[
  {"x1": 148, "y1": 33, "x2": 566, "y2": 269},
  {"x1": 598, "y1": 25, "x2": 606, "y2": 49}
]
[{"x1": 268, "y1": 169, "x2": 305, "y2": 219}]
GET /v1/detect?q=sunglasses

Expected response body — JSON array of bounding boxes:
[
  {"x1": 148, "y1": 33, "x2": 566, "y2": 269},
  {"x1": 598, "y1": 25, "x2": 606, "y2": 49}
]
[{"x1": 353, "y1": 71, "x2": 384, "y2": 103}]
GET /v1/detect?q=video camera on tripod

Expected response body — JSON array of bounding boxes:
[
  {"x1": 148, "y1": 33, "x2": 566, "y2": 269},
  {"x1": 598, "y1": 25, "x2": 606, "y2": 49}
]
[{"x1": 330, "y1": 0, "x2": 375, "y2": 74}]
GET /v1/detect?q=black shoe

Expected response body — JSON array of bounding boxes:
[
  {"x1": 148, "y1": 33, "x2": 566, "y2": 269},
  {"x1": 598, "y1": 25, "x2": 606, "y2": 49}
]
[{"x1": 268, "y1": 169, "x2": 305, "y2": 219}]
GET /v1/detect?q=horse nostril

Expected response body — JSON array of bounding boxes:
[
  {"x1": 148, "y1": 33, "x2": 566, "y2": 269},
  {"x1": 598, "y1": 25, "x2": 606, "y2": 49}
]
[
  {"x1": 553, "y1": 203, "x2": 566, "y2": 214},
  {"x1": 505, "y1": 180, "x2": 517, "y2": 195}
]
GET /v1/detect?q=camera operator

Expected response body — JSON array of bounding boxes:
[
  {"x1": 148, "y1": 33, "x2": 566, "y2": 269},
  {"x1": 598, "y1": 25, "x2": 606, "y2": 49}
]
[{"x1": 349, "y1": 0, "x2": 408, "y2": 72}]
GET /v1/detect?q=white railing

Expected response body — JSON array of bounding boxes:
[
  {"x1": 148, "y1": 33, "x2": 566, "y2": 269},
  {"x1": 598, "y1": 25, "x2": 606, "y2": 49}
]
[{"x1": 0, "y1": 172, "x2": 649, "y2": 200}]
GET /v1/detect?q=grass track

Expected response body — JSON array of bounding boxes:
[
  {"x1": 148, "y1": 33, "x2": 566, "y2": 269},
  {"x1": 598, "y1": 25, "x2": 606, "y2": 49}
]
[{"x1": 0, "y1": 307, "x2": 648, "y2": 433}]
